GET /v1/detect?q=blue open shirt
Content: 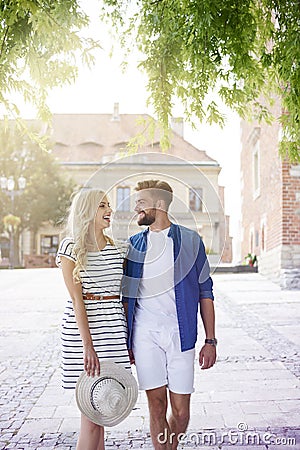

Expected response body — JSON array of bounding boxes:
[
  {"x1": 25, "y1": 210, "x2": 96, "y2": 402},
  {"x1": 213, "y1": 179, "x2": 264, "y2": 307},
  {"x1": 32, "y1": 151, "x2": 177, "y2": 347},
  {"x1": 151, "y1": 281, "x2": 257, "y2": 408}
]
[{"x1": 122, "y1": 223, "x2": 214, "y2": 352}]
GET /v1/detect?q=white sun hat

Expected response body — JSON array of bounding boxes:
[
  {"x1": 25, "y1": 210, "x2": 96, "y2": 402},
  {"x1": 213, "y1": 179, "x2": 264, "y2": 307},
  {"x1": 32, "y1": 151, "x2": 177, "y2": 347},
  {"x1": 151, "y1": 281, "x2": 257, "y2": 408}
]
[{"x1": 75, "y1": 361, "x2": 138, "y2": 427}]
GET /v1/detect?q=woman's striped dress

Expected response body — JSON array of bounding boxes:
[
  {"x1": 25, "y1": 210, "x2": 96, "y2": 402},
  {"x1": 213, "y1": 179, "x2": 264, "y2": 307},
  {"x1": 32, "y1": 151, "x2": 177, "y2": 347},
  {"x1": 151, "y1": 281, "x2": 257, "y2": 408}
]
[{"x1": 56, "y1": 237, "x2": 131, "y2": 389}]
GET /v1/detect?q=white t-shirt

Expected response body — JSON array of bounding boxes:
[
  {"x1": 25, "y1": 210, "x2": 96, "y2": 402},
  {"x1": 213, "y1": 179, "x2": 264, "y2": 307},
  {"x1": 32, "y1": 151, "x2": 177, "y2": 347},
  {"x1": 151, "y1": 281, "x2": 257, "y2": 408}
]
[{"x1": 134, "y1": 227, "x2": 178, "y2": 329}]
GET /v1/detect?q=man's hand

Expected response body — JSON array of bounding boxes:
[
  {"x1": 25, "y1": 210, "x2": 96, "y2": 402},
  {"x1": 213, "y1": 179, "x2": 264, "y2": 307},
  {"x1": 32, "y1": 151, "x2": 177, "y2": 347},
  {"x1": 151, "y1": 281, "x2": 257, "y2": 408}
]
[
  {"x1": 128, "y1": 349, "x2": 135, "y2": 365},
  {"x1": 199, "y1": 344, "x2": 216, "y2": 369}
]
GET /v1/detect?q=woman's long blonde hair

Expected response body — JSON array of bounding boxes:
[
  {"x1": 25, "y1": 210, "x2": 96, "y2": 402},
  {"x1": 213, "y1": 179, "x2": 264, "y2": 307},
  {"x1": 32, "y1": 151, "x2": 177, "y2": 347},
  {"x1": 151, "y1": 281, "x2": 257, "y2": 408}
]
[{"x1": 66, "y1": 188, "x2": 113, "y2": 282}]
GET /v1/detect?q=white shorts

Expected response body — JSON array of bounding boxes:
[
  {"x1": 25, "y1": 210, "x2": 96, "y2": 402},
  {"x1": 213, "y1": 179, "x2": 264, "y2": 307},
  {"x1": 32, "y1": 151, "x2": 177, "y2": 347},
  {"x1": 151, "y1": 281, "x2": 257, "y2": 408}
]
[{"x1": 132, "y1": 326, "x2": 195, "y2": 394}]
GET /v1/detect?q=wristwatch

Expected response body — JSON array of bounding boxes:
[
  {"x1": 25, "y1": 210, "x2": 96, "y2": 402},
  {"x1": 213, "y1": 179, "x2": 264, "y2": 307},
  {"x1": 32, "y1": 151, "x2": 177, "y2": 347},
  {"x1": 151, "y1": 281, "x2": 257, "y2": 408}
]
[{"x1": 205, "y1": 338, "x2": 218, "y2": 346}]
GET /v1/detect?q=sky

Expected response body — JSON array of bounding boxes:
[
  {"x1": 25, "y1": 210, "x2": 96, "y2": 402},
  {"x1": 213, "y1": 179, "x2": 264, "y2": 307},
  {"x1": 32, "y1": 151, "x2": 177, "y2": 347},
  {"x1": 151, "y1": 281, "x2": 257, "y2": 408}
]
[{"x1": 10, "y1": 0, "x2": 243, "y2": 262}]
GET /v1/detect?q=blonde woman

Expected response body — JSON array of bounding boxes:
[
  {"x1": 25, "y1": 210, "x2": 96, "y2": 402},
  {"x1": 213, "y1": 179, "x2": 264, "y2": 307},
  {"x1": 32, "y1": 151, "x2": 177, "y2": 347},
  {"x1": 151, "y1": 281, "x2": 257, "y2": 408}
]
[{"x1": 56, "y1": 188, "x2": 130, "y2": 450}]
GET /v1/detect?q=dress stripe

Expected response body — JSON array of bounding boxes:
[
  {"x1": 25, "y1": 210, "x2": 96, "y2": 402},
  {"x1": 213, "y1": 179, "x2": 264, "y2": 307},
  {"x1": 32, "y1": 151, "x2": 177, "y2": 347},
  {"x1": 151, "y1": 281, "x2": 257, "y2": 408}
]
[{"x1": 57, "y1": 238, "x2": 131, "y2": 389}]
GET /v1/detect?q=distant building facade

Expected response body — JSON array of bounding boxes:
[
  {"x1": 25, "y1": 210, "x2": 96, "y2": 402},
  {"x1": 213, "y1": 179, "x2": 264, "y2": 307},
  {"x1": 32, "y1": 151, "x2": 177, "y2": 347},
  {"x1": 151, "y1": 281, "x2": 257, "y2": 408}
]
[
  {"x1": 240, "y1": 101, "x2": 300, "y2": 288},
  {"x1": 4, "y1": 106, "x2": 233, "y2": 266}
]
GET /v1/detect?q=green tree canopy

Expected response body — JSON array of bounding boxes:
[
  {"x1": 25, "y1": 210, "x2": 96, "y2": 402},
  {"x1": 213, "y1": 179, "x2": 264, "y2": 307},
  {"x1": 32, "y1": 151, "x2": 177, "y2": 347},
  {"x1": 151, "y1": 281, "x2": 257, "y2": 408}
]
[
  {"x1": 0, "y1": 123, "x2": 75, "y2": 257},
  {"x1": 0, "y1": 1, "x2": 299, "y2": 161},
  {"x1": 0, "y1": 0, "x2": 98, "y2": 138},
  {"x1": 101, "y1": 0, "x2": 300, "y2": 161}
]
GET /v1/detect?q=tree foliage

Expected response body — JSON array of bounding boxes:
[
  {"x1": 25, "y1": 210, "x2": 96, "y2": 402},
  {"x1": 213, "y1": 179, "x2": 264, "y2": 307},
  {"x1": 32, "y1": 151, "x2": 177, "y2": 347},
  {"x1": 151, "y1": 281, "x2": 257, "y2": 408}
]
[
  {"x1": 101, "y1": 0, "x2": 300, "y2": 161},
  {"x1": 0, "y1": 123, "x2": 75, "y2": 253},
  {"x1": 0, "y1": 0, "x2": 99, "y2": 137},
  {"x1": 0, "y1": 1, "x2": 299, "y2": 161}
]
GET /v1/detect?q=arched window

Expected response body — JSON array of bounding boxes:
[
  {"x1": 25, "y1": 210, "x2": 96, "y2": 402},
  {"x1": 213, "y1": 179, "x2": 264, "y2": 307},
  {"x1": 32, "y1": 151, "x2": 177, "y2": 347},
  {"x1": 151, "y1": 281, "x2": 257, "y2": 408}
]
[{"x1": 261, "y1": 221, "x2": 266, "y2": 253}]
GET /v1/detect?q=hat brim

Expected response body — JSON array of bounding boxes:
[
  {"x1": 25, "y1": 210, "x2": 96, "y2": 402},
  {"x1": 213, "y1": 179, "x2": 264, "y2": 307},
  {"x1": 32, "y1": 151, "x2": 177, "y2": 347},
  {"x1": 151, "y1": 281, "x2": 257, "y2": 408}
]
[{"x1": 75, "y1": 361, "x2": 138, "y2": 427}]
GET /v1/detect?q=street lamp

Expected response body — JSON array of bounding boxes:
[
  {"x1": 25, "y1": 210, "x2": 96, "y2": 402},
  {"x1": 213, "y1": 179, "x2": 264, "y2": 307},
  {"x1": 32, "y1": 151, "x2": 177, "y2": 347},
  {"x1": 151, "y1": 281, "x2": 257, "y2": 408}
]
[{"x1": 1, "y1": 176, "x2": 26, "y2": 268}]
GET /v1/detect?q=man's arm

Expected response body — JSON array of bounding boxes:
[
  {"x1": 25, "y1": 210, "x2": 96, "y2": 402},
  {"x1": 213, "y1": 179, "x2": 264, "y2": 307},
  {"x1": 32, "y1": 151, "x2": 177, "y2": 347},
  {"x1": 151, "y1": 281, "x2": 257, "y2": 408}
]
[
  {"x1": 122, "y1": 247, "x2": 135, "y2": 365},
  {"x1": 199, "y1": 298, "x2": 217, "y2": 369},
  {"x1": 194, "y1": 236, "x2": 217, "y2": 369},
  {"x1": 123, "y1": 301, "x2": 129, "y2": 320},
  {"x1": 122, "y1": 301, "x2": 135, "y2": 364}
]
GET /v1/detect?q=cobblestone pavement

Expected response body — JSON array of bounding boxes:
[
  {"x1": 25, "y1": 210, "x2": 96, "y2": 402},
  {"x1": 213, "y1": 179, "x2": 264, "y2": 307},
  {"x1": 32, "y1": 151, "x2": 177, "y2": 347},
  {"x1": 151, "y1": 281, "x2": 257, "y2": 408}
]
[
  {"x1": 218, "y1": 286, "x2": 300, "y2": 379},
  {"x1": 0, "y1": 269, "x2": 299, "y2": 449}
]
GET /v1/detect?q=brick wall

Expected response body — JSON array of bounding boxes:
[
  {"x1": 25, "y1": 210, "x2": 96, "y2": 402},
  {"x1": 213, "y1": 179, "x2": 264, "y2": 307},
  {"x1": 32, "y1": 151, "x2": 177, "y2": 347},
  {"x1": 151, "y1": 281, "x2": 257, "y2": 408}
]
[
  {"x1": 282, "y1": 161, "x2": 300, "y2": 246},
  {"x1": 241, "y1": 100, "x2": 300, "y2": 287},
  {"x1": 218, "y1": 186, "x2": 232, "y2": 263},
  {"x1": 240, "y1": 97, "x2": 283, "y2": 262},
  {"x1": 280, "y1": 161, "x2": 300, "y2": 288}
]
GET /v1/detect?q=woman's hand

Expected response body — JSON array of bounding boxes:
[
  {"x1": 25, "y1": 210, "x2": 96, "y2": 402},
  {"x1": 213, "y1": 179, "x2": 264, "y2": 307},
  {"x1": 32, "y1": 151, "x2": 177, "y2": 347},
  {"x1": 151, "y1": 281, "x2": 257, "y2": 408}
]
[{"x1": 83, "y1": 344, "x2": 100, "y2": 377}]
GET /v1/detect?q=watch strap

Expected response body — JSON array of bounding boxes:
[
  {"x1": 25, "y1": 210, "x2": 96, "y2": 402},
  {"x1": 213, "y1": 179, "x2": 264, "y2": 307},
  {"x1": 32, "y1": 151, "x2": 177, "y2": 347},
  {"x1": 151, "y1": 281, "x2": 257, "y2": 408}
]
[{"x1": 205, "y1": 338, "x2": 217, "y2": 346}]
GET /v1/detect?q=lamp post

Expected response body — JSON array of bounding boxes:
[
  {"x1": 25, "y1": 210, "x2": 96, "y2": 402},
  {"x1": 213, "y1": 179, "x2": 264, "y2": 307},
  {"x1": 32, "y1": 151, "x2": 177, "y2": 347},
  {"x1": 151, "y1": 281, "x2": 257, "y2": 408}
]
[{"x1": 1, "y1": 176, "x2": 26, "y2": 268}]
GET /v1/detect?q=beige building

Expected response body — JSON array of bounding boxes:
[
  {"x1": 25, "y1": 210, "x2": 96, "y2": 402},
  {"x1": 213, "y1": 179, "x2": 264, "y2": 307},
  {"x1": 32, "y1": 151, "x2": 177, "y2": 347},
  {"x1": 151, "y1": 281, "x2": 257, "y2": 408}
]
[
  {"x1": 21, "y1": 107, "x2": 232, "y2": 266},
  {"x1": 240, "y1": 100, "x2": 300, "y2": 288}
]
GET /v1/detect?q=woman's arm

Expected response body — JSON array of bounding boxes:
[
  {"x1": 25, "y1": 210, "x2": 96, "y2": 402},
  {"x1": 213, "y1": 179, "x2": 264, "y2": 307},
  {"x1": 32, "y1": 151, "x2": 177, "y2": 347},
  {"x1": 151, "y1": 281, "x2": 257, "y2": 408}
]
[{"x1": 60, "y1": 256, "x2": 100, "y2": 377}]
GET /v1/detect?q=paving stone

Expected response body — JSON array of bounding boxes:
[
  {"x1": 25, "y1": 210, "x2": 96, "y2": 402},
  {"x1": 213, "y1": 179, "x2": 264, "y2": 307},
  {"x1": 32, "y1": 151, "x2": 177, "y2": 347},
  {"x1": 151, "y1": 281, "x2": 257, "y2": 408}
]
[
  {"x1": 58, "y1": 417, "x2": 81, "y2": 433},
  {"x1": 27, "y1": 406, "x2": 56, "y2": 419},
  {"x1": 52, "y1": 406, "x2": 80, "y2": 419},
  {"x1": 275, "y1": 399, "x2": 300, "y2": 413},
  {"x1": 219, "y1": 447, "x2": 266, "y2": 450},
  {"x1": 0, "y1": 432, "x2": 15, "y2": 441},
  {"x1": 262, "y1": 412, "x2": 300, "y2": 427},
  {"x1": 188, "y1": 413, "x2": 225, "y2": 429},
  {"x1": 1, "y1": 271, "x2": 300, "y2": 448},
  {"x1": 267, "y1": 447, "x2": 299, "y2": 450},
  {"x1": 239, "y1": 400, "x2": 283, "y2": 415},
  {"x1": 19, "y1": 418, "x2": 62, "y2": 435}
]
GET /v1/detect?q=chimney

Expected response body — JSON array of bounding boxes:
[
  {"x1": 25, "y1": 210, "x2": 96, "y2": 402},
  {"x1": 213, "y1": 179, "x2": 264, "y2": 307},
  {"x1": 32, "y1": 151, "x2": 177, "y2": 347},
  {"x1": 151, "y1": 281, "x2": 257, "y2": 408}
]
[
  {"x1": 171, "y1": 117, "x2": 184, "y2": 137},
  {"x1": 112, "y1": 102, "x2": 120, "y2": 121}
]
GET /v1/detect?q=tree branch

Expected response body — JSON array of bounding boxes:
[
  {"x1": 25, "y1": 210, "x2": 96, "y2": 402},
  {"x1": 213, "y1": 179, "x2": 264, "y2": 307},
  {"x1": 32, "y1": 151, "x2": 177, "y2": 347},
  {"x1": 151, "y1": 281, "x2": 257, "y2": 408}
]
[{"x1": 0, "y1": 26, "x2": 9, "y2": 60}]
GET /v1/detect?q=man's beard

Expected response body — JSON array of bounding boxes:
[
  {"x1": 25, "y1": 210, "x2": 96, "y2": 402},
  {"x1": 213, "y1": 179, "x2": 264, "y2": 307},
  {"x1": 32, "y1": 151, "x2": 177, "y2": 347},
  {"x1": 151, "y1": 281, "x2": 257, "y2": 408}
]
[{"x1": 137, "y1": 209, "x2": 156, "y2": 226}]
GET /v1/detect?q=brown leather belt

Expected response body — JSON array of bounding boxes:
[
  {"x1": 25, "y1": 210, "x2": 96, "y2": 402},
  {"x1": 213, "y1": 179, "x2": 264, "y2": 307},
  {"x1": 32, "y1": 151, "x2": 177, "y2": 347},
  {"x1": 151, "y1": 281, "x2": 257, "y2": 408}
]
[{"x1": 83, "y1": 294, "x2": 120, "y2": 301}]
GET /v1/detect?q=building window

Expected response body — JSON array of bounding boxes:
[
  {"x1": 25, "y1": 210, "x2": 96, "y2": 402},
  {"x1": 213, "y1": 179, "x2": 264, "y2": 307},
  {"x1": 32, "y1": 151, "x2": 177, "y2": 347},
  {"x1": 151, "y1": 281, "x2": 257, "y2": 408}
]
[
  {"x1": 255, "y1": 230, "x2": 259, "y2": 248},
  {"x1": 189, "y1": 188, "x2": 203, "y2": 212},
  {"x1": 41, "y1": 235, "x2": 59, "y2": 255},
  {"x1": 250, "y1": 228, "x2": 254, "y2": 254},
  {"x1": 116, "y1": 187, "x2": 131, "y2": 211},
  {"x1": 261, "y1": 225, "x2": 265, "y2": 251},
  {"x1": 253, "y1": 139, "x2": 260, "y2": 198},
  {"x1": 261, "y1": 220, "x2": 266, "y2": 253},
  {"x1": 0, "y1": 236, "x2": 9, "y2": 260}
]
